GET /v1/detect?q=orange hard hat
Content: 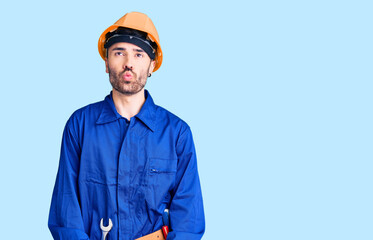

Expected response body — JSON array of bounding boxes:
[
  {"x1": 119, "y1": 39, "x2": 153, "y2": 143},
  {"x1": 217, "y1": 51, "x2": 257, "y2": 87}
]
[{"x1": 98, "y1": 12, "x2": 163, "y2": 72}]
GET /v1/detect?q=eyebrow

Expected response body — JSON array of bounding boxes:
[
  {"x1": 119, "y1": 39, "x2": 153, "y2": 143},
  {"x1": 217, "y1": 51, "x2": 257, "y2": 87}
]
[
  {"x1": 112, "y1": 47, "x2": 125, "y2": 51},
  {"x1": 111, "y1": 47, "x2": 144, "y2": 52}
]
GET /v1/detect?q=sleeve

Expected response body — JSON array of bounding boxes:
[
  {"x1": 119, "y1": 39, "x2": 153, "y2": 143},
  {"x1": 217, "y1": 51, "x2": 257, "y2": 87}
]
[
  {"x1": 167, "y1": 126, "x2": 205, "y2": 240},
  {"x1": 48, "y1": 118, "x2": 90, "y2": 240}
]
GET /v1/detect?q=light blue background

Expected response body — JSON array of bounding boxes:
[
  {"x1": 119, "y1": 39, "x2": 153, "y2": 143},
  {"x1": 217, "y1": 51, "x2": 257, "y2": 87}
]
[{"x1": 0, "y1": 1, "x2": 372, "y2": 239}]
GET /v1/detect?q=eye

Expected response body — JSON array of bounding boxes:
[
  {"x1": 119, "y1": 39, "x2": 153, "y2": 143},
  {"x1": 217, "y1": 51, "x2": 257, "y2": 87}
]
[
  {"x1": 136, "y1": 53, "x2": 143, "y2": 58},
  {"x1": 114, "y1": 52, "x2": 124, "y2": 56}
]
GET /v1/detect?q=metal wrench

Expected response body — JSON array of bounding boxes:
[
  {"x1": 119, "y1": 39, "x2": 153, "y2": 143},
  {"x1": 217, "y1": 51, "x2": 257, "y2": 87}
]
[{"x1": 100, "y1": 218, "x2": 113, "y2": 240}]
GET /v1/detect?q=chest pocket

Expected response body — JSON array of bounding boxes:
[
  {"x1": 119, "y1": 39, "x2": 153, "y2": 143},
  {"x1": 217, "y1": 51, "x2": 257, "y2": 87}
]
[
  {"x1": 149, "y1": 158, "x2": 177, "y2": 173},
  {"x1": 147, "y1": 158, "x2": 177, "y2": 205}
]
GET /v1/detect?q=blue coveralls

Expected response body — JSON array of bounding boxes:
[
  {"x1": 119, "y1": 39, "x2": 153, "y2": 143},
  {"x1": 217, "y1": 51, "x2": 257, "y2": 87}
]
[{"x1": 48, "y1": 90, "x2": 205, "y2": 240}]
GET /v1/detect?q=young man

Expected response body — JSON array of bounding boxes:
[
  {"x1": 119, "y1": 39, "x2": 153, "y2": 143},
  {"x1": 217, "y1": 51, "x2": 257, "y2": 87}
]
[{"x1": 48, "y1": 12, "x2": 205, "y2": 240}]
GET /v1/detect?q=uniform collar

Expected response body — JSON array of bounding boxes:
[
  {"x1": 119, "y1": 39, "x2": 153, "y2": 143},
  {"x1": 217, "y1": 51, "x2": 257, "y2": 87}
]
[
  {"x1": 135, "y1": 90, "x2": 156, "y2": 131},
  {"x1": 96, "y1": 90, "x2": 156, "y2": 132}
]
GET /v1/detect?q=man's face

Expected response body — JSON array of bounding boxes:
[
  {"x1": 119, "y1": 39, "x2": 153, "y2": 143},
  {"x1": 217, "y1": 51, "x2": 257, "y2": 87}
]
[{"x1": 105, "y1": 42, "x2": 155, "y2": 96}]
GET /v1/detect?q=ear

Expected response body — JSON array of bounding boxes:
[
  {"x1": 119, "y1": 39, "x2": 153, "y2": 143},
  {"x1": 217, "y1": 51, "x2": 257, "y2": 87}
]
[
  {"x1": 148, "y1": 60, "x2": 156, "y2": 75},
  {"x1": 105, "y1": 58, "x2": 109, "y2": 73}
]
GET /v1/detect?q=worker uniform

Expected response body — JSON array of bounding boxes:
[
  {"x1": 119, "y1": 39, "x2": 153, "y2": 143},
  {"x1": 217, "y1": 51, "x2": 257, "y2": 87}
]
[{"x1": 48, "y1": 90, "x2": 205, "y2": 240}]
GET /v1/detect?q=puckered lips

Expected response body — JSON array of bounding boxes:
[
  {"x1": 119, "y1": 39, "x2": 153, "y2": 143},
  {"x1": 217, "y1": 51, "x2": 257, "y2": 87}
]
[{"x1": 123, "y1": 71, "x2": 133, "y2": 81}]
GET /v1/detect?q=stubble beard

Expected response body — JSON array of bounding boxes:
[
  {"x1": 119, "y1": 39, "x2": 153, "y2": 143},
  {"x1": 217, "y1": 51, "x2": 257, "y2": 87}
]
[{"x1": 108, "y1": 64, "x2": 150, "y2": 96}]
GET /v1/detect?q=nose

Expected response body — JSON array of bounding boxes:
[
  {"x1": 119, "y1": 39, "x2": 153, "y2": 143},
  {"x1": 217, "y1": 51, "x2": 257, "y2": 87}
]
[{"x1": 123, "y1": 55, "x2": 134, "y2": 70}]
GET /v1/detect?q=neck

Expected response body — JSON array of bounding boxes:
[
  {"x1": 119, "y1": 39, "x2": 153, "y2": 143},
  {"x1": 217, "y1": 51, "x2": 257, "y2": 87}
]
[{"x1": 111, "y1": 89, "x2": 146, "y2": 120}]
